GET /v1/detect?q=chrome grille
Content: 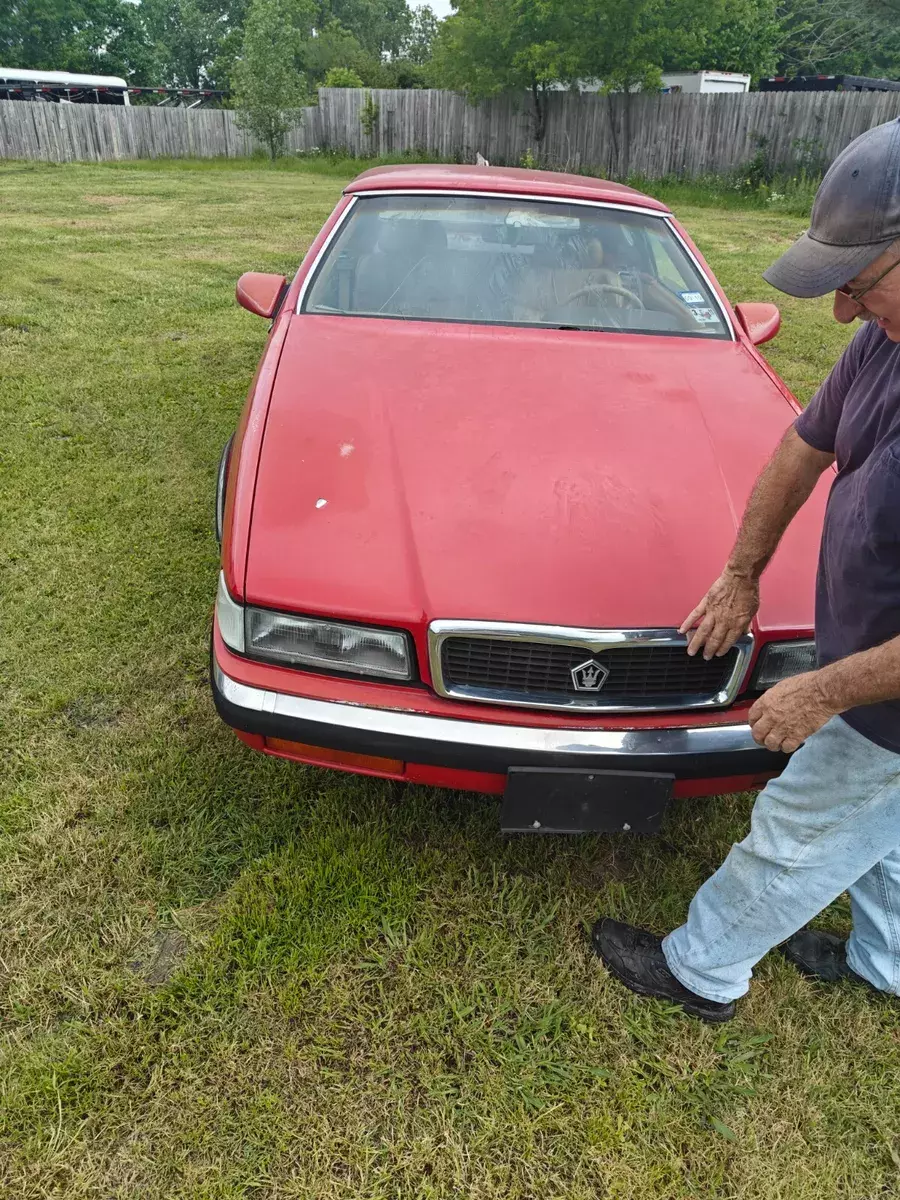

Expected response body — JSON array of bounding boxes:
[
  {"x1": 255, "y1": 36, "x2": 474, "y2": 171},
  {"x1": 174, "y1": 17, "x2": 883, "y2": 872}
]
[{"x1": 429, "y1": 622, "x2": 752, "y2": 713}]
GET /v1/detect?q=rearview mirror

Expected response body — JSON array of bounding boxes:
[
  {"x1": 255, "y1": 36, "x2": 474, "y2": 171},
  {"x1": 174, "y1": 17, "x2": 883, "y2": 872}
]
[
  {"x1": 236, "y1": 272, "x2": 287, "y2": 319},
  {"x1": 734, "y1": 302, "x2": 781, "y2": 346}
]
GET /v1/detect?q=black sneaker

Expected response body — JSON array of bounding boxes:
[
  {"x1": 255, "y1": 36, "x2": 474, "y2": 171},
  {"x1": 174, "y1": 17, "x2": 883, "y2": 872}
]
[
  {"x1": 592, "y1": 917, "x2": 736, "y2": 1023},
  {"x1": 779, "y1": 929, "x2": 875, "y2": 989}
]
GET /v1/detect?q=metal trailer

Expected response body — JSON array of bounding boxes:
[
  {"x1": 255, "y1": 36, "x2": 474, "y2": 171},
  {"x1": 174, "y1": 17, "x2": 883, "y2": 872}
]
[
  {"x1": 0, "y1": 71, "x2": 230, "y2": 108},
  {"x1": 0, "y1": 67, "x2": 131, "y2": 104},
  {"x1": 126, "y1": 87, "x2": 230, "y2": 109},
  {"x1": 760, "y1": 75, "x2": 900, "y2": 93}
]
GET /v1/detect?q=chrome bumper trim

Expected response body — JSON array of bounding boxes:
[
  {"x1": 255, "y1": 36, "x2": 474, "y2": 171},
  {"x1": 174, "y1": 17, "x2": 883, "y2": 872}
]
[{"x1": 214, "y1": 662, "x2": 762, "y2": 759}]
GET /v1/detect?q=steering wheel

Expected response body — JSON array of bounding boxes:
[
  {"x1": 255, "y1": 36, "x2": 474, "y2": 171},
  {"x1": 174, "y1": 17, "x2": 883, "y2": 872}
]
[{"x1": 562, "y1": 282, "x2": 645, "y2": 310}]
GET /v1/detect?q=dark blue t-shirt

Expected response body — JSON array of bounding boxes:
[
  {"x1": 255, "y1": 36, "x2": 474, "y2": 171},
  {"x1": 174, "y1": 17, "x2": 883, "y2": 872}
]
[{"x1": 795, "y1": 321, "x2": 900, "y2": 753}]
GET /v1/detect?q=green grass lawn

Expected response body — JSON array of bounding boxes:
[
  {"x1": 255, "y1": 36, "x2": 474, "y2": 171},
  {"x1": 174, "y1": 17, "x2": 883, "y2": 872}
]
[{"x1": 2, "y1": 158, "x2": 898, "y2": 1200}]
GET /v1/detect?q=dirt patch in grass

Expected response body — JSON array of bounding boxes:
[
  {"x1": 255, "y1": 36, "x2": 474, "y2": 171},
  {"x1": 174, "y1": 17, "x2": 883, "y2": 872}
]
[
  {"x1": 128, "y1": 928, "x2": 191, "y2": 985},
  {"x1": 58, "y1": 695, "x2": 121, "y2": 730},
  {"x1": 82, "y1": 194, "x2": 134, "y2": 206}
]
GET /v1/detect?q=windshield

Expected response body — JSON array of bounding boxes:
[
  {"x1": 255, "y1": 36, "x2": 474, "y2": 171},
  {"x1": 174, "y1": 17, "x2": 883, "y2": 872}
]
[{"x1": 301, "y1": 194, "x2": 729, "y2": 338}]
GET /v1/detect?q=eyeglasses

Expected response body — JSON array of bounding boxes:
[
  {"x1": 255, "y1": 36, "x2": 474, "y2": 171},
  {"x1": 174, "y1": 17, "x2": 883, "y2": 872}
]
[{"x1": 837, "y1": 255, "x2": 900, "y2": 305}]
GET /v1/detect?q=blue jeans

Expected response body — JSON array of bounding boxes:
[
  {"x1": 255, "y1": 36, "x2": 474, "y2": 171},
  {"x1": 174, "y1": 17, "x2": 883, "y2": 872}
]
[{"x1": 663, "y1": 715, "x2": 900, "y2": 1003}]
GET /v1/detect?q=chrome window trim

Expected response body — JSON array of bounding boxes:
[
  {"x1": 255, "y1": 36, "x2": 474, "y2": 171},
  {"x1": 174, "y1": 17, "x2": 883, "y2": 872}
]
[
  {"x1": 428, "y1": 620, "x2": 753, "y2": 714},
  {"x1": 295, "y1": 194, "x2": 359, "y2": 313},
  {"x1": 662, "y1": 215, "x2": 735, "y2": 338},
  {"x1": 214, "y1": 433, "x2": 233, "y2": 545},
  {"x1": 214, "y1": 660, "x2": 763, "y2": 759},
  {"x1": 345, "y1": 188, "x2": 670, "y2": 219},
  {"x1": 296, "y1": 189, "x2": 735, "y2": 340}
]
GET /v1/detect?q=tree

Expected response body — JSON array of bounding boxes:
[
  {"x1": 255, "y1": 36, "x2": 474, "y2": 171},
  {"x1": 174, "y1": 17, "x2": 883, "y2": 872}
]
[
  {"x1": 0, "y1": 0, "x2": 443, "y2": 91},
  {"x1": 672, "y1": 0, "x2": 781, "y2": 80},
  {"x1": 232, "y1": 0, "x2": 309, "y2": 158},
  {"x1": 433, "y1": 0, "x2": 578, "y2": 142},
  {"x1": 0, "y1": 0, "x2": 156, "y2": 79},
  {"x1": 773, "y1": 0, "x2": 900, "y2": 78},
  {"x1": 404, "y1": 4, "x2": 439, "y2": 65},
  {"x1": 138, "y1": 0, "x2": 231, "y2": 87},
  {"x1": 566, "y1": 0, "x2": 781, "y2": 90},
  {"x1": 300, "y1": 18, "x2": 380, "y2": 87},
  {"x1": 433, "y1": 0, "x2": 788, "y2": 150},
  {"x1": 559, "y1": 0, "x2": 711, "y2": 175},
  {"x1": 313, "y1": 0, "x2": 412, "y2": 58}
]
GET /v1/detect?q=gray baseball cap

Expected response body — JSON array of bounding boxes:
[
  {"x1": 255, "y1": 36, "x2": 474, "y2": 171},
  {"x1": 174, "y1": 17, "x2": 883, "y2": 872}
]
[{"x1": 763, "y1": 117, "x2": 900, "y2": 298}]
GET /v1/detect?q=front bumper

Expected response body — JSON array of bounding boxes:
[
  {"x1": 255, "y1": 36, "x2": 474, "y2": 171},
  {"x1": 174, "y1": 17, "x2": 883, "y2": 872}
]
[{"x1": 212, "y1": 659, "x2": 787, "y2": 781}]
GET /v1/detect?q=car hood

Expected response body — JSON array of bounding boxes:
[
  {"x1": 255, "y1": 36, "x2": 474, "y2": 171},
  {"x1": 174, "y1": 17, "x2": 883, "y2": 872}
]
[{"x1": 246, "y1": 316, "x2": 827, "y2": 633}]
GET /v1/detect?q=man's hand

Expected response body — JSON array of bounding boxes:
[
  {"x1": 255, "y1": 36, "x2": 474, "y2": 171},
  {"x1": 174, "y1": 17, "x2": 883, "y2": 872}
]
[
  {"x1": 679, "y1": 570, "x2": 760, "y2": 659},
  {"x1": 748, "y1": 672, "x2": 837, "y2": 753}
]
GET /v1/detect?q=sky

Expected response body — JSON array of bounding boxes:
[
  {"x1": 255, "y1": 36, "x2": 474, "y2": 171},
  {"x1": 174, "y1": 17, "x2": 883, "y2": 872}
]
[{"x1": 426, "y1": 0, "x2": 454, "y2": 16}]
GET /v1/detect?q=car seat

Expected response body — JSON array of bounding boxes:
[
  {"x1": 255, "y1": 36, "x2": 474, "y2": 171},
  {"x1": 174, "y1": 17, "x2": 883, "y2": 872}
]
[{"x1": 353, "y1": 219, "x2": 449, "y2": 315}]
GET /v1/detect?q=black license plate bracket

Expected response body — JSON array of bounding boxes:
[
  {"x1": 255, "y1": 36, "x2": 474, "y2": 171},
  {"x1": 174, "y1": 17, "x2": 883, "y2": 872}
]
[{"x1": 501, "y1": 768, "x2": 674, "y2": 834}]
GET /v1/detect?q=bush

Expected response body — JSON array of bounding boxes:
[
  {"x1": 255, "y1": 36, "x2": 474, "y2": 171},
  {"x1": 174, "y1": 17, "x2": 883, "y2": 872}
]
[
  {"x1": 323, "y1": 67, "x2": 365, "y2": 89},
  {"x1": 623, "y1": 170, "x2": 818, "y2": 216},
  {"x1": 360, "y1": 92, "x2": 380, "y2": 138}
]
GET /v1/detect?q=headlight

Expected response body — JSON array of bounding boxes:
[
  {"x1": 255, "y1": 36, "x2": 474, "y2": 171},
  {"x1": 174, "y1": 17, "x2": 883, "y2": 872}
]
[
  {"x1": 752, "y1": 640, "x2": 816, "y2": 690},
  {"x1": 216, "y1": 573, "x2": 412, "y2": 680},
  {"x1": 246, "y1": 610, "x2": 412, "y2": 679}
]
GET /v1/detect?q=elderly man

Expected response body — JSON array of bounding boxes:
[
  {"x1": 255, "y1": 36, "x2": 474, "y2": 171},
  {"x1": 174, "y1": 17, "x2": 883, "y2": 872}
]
[{"x1": 593, "y1": 117, "x2": 900, "y2": 1022}]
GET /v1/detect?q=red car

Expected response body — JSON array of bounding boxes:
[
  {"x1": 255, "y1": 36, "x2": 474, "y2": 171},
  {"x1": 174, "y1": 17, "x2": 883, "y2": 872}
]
[{"x1": 211, "y1": 164, "x2": 828, "y2": 833}]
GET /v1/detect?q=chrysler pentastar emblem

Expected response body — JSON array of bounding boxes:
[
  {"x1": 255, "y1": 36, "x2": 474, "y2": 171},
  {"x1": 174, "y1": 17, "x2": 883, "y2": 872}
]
[{"x1": 571, "y1": 658, "x2": 610, "y2": 692}]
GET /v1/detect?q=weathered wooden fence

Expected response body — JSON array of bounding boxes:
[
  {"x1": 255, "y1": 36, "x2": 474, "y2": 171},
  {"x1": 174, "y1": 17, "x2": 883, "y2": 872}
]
[
  {"x1": 4, "y1": 87, "x2": 900, "y2": 178},
  {"x1": 0, "y1": 100, "x2": 322, "y2": 161},
  {"x1": 325, "y1": 88, "x2": 900, "y2": 177}
]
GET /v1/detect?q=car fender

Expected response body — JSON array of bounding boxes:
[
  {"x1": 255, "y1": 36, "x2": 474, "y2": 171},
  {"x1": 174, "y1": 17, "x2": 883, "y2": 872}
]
[{"x1": 221, "y1": 197, "x2": 355, "y2": 599}]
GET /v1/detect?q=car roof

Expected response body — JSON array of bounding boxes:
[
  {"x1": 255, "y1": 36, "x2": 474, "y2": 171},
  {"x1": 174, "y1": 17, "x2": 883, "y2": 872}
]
[{"x1": 344, "y1": 164, "x2": 671, "y2": 212}]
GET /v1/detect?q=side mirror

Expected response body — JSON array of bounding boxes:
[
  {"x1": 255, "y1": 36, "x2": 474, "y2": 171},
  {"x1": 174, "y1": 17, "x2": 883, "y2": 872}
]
[
  {"x1": 734, "y1": 301, "x2": 781, "y2": 346},
  {"x1": 236, "y1": 272, "x2": 287, "y2": 319}
]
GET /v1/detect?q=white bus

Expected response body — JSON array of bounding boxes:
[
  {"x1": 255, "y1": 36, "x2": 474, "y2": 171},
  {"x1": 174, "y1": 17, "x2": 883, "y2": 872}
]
[{"x1": 0, "y1": 67, "x2": 130, "y2": 105}]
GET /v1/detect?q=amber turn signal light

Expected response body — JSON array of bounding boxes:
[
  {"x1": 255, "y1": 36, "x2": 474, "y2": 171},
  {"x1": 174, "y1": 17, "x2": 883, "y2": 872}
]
[{"x1": 265, "y1": 737, "x2": 404, "y2": 775}]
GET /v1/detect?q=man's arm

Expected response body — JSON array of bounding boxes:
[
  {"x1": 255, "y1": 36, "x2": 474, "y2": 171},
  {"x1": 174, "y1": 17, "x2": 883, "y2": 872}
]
[
  {"x1": 680, "y1": 426, "x2": 835, "y2": 659},
  {"x1": 818, "y1": 639, "x2": 900, "y2": 710},
  {"x1": 749, "y1": 635, "x2": 900, "y2": 753}
]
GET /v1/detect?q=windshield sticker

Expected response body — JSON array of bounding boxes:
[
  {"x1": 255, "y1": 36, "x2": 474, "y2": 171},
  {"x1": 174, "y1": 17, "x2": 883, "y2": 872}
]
[
  {"x1": 505, "y1": 209, "x2": 580, "y2": 229},
  {"x1": 690, "y1": 307, "x2": 720, "y2": 324},
  {"x1": 679, "y1": 291, "x2": 705, "y2": 304}
]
